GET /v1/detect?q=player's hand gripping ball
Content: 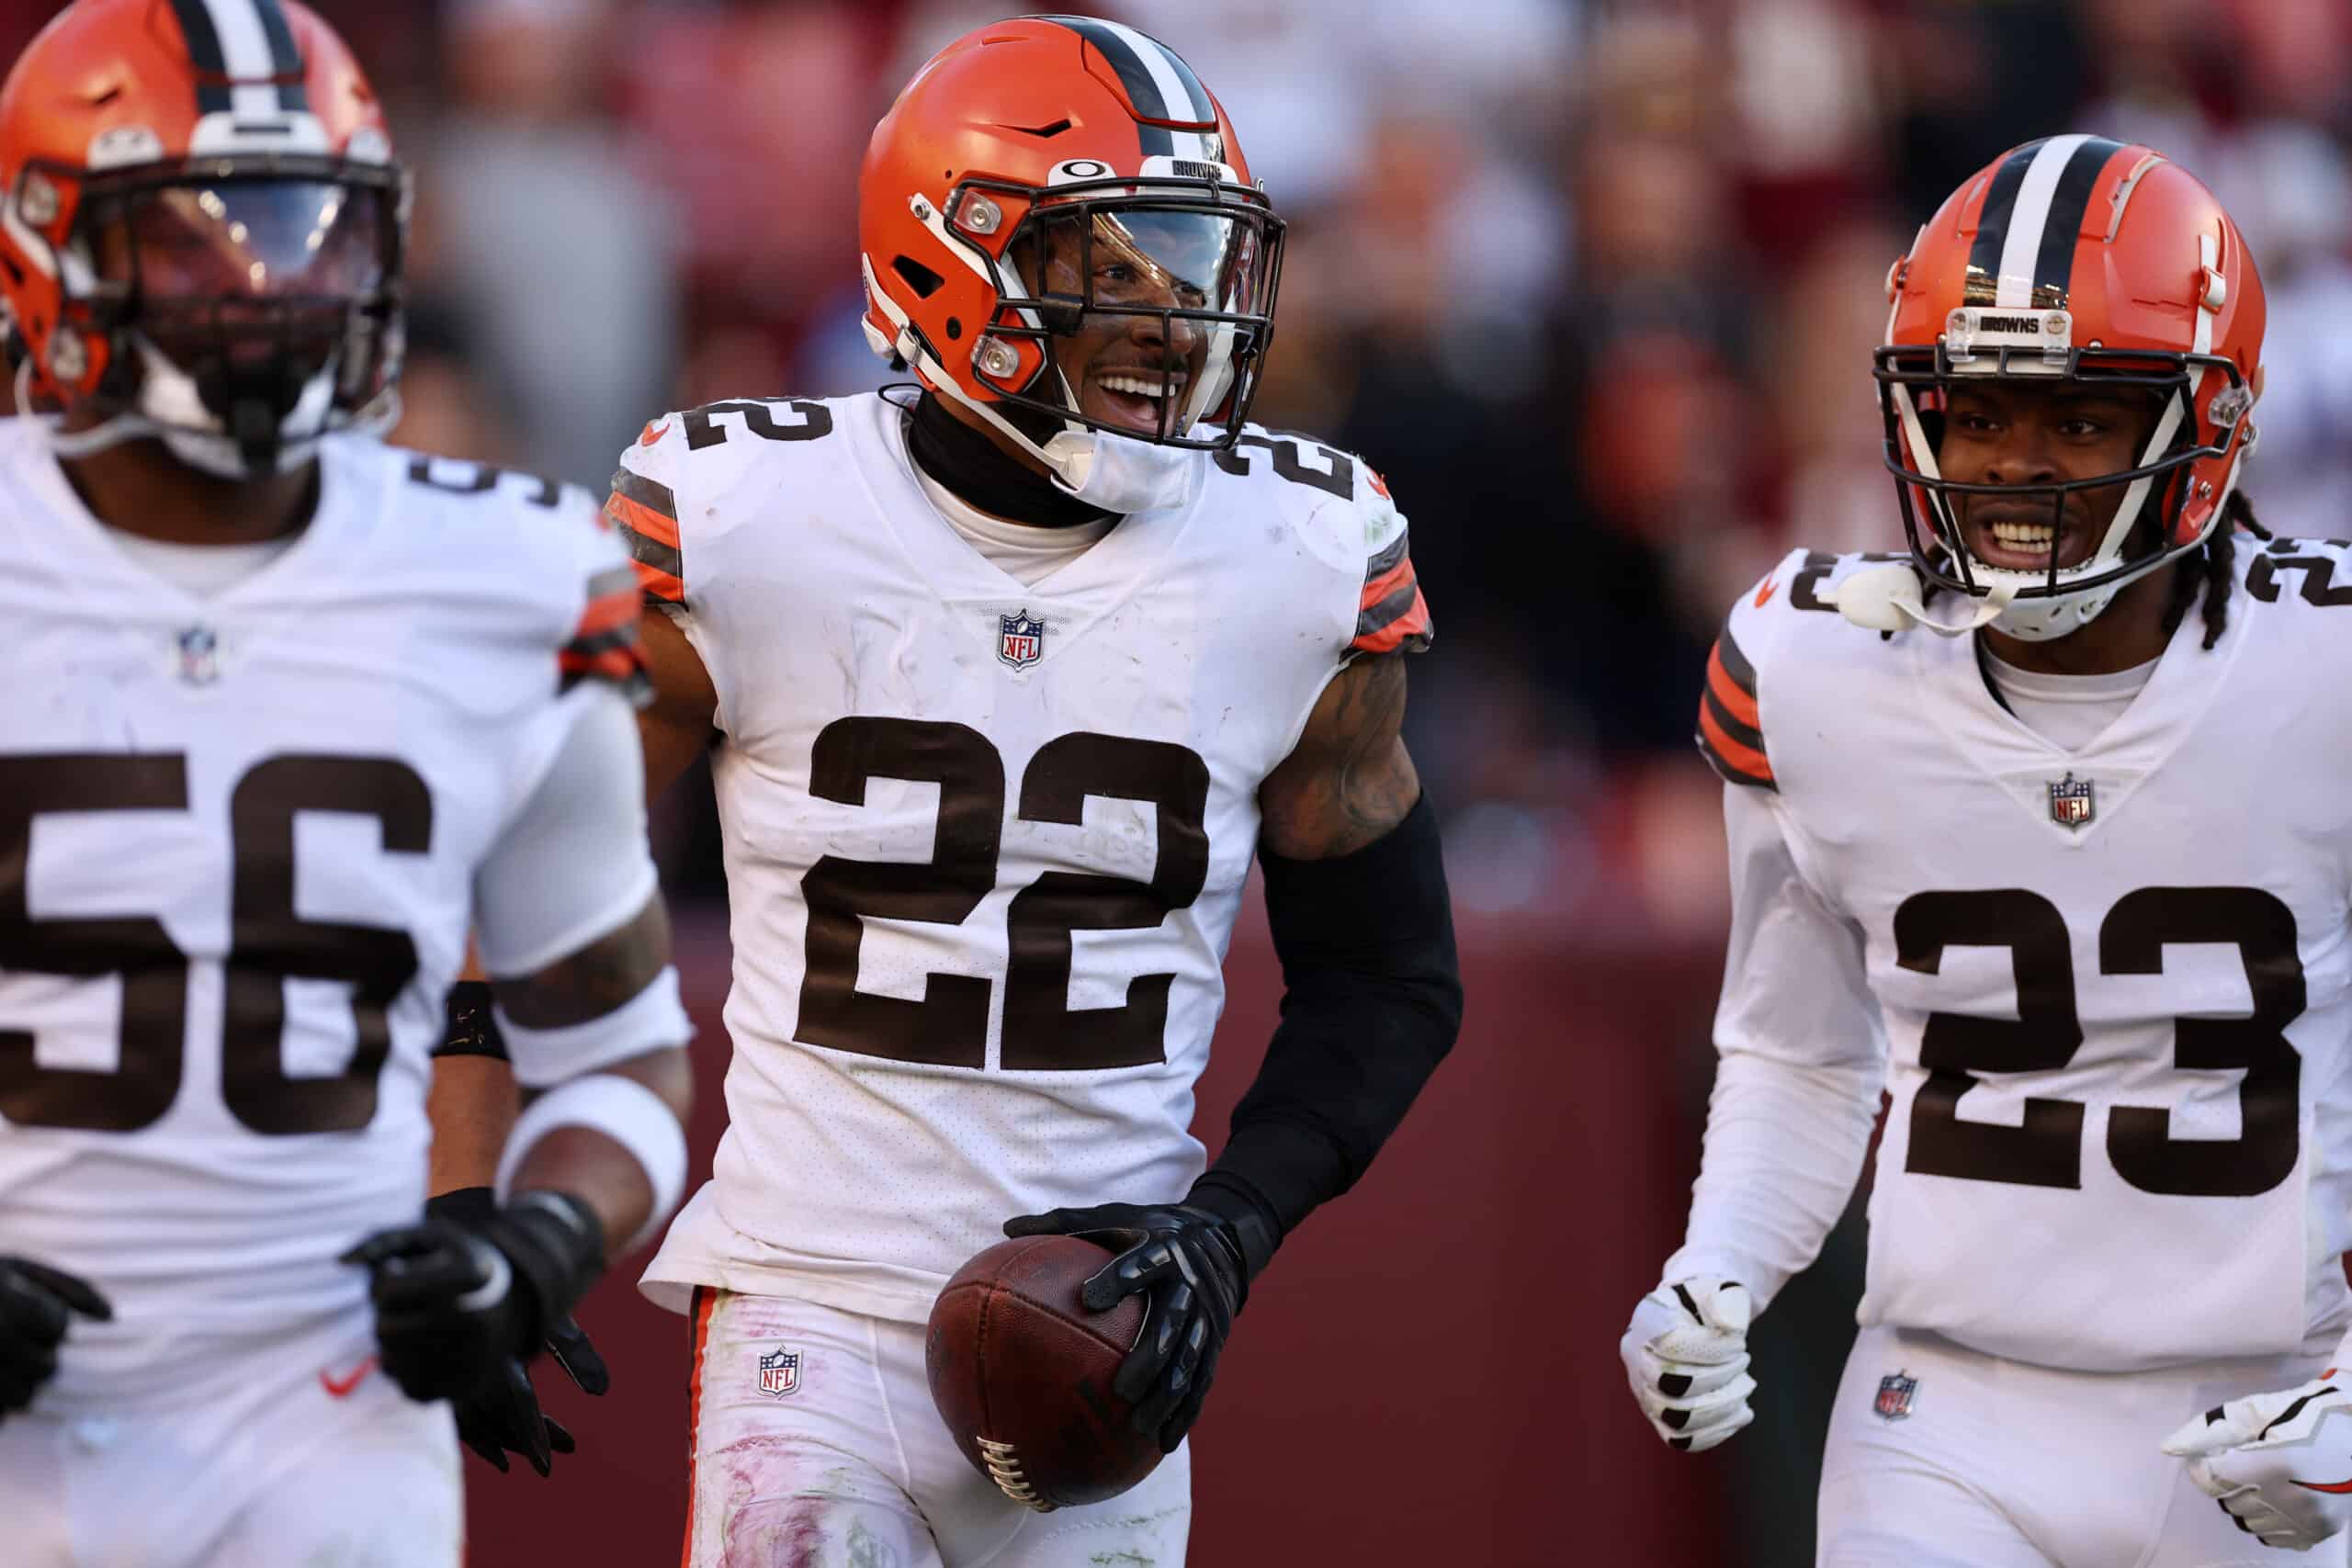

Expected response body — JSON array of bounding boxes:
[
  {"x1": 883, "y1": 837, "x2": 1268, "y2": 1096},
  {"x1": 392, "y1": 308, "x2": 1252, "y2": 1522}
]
[
  {"x1": 1622, "y1": 1277, "x2": 1756, "y2": 1452},
  {"x1": 2165, "y1": 1375, "x2": 2352, "y2": 1551},
  {"x1": 926, "y1": 1234, "x2": 1157, "y2": 1511}
]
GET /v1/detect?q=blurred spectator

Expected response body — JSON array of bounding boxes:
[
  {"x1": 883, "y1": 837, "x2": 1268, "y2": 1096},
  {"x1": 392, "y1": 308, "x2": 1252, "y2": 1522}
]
[{"x1": 415, "y1": 0, "x2": 681, "y2": 485}]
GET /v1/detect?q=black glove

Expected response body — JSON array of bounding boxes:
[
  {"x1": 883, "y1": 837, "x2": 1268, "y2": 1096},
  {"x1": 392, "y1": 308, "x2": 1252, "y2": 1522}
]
[
  {"x1": 353, "y1": 1188, "x2": 609, "y2": 1476},
  {"x1": 448, "y1": 1316, "x2": 610, "y2": 1477},
  {"x1": 1001, "y1": 1202, "x2": 1248, "y2": 1452},
  {"x1": 342, "y1": 1188, "x2": 605, "y2": 1418},
  {"x1": 0, "y1": 1258, "x2": 111, "y2": 1416}
]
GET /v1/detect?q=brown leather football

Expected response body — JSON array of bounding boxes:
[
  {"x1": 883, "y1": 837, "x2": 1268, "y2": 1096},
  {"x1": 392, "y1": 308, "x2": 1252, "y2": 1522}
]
[{"x1": 925, "y1": 1234, "x2": 1159, "y2": 1511}]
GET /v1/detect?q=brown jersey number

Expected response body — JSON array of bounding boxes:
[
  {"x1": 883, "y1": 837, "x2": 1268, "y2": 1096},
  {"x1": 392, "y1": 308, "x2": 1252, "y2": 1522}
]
[
  {"x1": 0, "y1": 754, "x2": 429, "y2": 1135},
  {"x1": 794, "y1": 717, "x2": 1209, "y2": 1073},
  {"x1": 1896, "y1": 886, "x2": 2302, "y2": 1199}
]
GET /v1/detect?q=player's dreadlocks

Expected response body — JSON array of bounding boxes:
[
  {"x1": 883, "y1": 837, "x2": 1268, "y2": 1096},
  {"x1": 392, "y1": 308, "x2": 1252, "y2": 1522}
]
[{"x1": 2161, "y1": 489, "x2": 2274, "y2": 650}]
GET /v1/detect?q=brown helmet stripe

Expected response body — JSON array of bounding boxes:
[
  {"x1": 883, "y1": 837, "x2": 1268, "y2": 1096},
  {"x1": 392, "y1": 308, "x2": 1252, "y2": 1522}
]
[
  {"x1": 1042, "y1": 15, "x2": 1174, "y2": 155},
  {"x1": 166, "y1": 0, "x2": 235, "y2": 114},
  {"x1": 253, "y1": 0, "x2": 310, "y2": 113},
  {"x1": 170, "y1": 0, "x2": 311, "y2": 118},
  {"x1": 2030, "y1": 136, "x2": 2127, "y2": 304}
]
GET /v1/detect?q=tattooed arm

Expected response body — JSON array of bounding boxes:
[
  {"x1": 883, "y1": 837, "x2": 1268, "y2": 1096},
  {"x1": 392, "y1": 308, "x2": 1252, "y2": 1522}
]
[
  {"x1": 1172, "y1": 648, "x2": 1459, "y2": 1279},
  {"x1": 1257, "y1": 650, "x2": 1421, "y2": 859}
]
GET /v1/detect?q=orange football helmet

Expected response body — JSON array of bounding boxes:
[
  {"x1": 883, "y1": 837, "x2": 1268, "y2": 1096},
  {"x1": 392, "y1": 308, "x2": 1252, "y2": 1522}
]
[
  {"x1": 1876, "y1": 136, "x2": 2264, "y2": 639},
  {"x1": 859, "y1": 15, "x2": 1283, "y2": 465},
  {"x1": 0, "y1": 0, "x2": 406, "y2": 478}
]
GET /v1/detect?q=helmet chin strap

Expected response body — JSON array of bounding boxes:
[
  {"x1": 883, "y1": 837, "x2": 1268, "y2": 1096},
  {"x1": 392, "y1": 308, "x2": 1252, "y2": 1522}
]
[
  {"x1": 1830, "y1": 562, "x2": 2018, "y2": 636},
  {"x1": 21, "y1": 339, "x2": 396, "y2": 479}
]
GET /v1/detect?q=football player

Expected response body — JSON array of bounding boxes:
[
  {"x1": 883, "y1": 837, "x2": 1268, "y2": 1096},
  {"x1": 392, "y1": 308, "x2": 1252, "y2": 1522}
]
[
  {"x1": 1623, "y1": 135, "x2": 2352, "y2": 1564},
  {"x1": 0, "y1": 4, "x2": 693, "y2": 1565},
  {"x1": 433, "y1": 15, "x2": 1461, "y2": 1566}
]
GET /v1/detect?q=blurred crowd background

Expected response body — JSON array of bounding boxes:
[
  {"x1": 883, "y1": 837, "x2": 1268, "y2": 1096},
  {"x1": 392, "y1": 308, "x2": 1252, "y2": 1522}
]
[
  {"x1": 22, "y1": 0, "x2": 2330, "y2": 944},
  {"x1": 9, "y1": 0, "x2": 2352, "y2": 1561}
]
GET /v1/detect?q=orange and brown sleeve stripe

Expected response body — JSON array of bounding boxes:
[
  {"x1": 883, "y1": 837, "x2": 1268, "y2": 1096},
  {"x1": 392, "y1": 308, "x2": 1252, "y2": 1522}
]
[
  {"x1": 560, "y1": 563, "x2": 652, "y2": 707},
  {"x1": 606, "y1": 464, "x2": 685, "y2": 605},
  {"x1": 1352, "y1": 529, "x2": 1433, "y2": 658},
  {"x1": 1696, "y1": 624, "x2": 1774, "y2": 790}
]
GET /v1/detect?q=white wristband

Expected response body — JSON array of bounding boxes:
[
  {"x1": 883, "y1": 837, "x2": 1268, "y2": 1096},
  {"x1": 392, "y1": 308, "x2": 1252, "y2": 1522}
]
[
  {"x1": 493, "y1": 965, "x2": 691, "y2": 1089},
  {"x1": 494, "y1": 1072, "x2": 689, "y2": 1258}
]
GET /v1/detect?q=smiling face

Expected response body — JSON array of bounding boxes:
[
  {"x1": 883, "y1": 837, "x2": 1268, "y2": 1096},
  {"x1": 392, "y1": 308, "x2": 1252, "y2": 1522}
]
[
  {"x1": 1936, "y1": 378, "x2": 2165, "y2": 572},
  {"x1": 1013, "y1": 208, "x2": 1251, "y2": 438}
]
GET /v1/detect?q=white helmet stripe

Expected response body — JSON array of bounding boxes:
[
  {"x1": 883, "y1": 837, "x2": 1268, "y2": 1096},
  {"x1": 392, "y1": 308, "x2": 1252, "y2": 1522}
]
[{"x1": 1994, "y1": 133, "x2": 2091, "y2": 307}]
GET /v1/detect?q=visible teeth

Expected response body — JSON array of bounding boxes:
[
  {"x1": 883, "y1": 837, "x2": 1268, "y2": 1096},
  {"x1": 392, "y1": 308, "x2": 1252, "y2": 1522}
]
[
  {"x1": 1097, "y1": 372, "x2": 1184, "y2": 400},
  {"x1": 1990, "y1": 521, "x2": 2055, "y2": 549}
]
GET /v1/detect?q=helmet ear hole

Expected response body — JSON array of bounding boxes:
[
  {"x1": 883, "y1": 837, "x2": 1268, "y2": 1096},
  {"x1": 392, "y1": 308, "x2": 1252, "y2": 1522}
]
[{"x1": 891, "y1": 255, "x2": 945, "y2": 299}]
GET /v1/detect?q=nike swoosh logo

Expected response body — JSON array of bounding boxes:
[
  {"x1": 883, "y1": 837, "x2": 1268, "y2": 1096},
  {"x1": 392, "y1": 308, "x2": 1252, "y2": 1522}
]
[
  {"x1": 2292, "y1": 1478, "x2": 2352, "y2": 1495},
  {"x1": 319, "y1": 1356, "x2": 378, "y2": 1399},
  {"x1": 1753, "y1": 577, "x2": 1778, "y2": 608},
  {"x1": 639, "y1": 419, "x2": 671, "y2": 447}
]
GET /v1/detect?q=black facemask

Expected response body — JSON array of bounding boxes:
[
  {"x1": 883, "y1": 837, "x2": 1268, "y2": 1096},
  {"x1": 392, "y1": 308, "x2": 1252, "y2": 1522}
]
[{"x1": 901, "y1": 390, "x2": 1117, "y2": 529}]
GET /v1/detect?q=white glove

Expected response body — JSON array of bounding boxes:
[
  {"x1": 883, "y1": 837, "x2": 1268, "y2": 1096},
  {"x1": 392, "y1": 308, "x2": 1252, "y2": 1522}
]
[
  {"x1": 1621, "y1": 1277, "x2": 1756, "y2": 1452},
  {"x1": 2162, "y1": 1376, "x2": 2352, "y2": 1551}
]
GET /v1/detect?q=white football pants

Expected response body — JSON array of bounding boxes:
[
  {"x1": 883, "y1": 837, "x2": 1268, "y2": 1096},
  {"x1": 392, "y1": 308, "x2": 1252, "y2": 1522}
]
[
  {"x1": 680, "y1": 1288, "x2": 1193, "y2": 1568},
  {"x1": 0, "y1": 1309, "x2": 459, "y2": 1568},
  {"x1": 1818, "y1": 1324, "x2": 2351, "y2": 1568}
]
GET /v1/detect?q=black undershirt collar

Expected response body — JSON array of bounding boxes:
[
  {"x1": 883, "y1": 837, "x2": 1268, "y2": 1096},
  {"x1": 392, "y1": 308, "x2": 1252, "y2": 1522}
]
[{"x1": 900, "y1": 389, "x2": 1118, "y2": 530}]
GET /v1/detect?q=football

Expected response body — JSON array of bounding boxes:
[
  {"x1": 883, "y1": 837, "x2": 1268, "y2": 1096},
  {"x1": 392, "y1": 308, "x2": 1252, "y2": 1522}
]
[{"x1": 925, "y1": 1234, "x2": 1160, "y2": 1511}]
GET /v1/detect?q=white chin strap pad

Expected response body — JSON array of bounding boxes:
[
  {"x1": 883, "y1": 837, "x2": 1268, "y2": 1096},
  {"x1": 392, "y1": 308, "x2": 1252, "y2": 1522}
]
[{"x1": 1829, "y1": 563, "x2": 2018, "y2": 637}]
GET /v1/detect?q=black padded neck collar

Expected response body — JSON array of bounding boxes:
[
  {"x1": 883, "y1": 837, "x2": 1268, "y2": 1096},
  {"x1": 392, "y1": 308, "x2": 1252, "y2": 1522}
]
[{"x1": 901, "y1": 390, "x2": 1117, "y2": 530}]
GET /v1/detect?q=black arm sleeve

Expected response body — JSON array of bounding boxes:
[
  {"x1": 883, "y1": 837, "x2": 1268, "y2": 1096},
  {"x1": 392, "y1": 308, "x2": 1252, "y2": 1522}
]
[
  {"x1": 432, "y1": 979, "x2": 509, "y2": 1062},
  {"x1": 1186, "y1": 791, "x2": 1463, "y2": 1278}
]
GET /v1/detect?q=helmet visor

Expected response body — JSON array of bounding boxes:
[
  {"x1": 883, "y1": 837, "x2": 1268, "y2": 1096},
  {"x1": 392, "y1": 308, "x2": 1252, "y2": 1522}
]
[
  {"x1": 1001, "y1": 198, "x2": 1280, "y2": 444},
  {"x1": 90, "y1": 180, "x2": 391, "y2": 303}
]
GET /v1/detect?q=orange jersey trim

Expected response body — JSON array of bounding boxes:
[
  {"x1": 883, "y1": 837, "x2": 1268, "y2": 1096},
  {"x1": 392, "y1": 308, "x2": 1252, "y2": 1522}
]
[
  {"x1": 1354, "y1": 531, "x2": 1433, "y2": 657},
  {"x1": 1697, "y1": 701, "x2": 1775, "y2": 787},
  {"x1": 1706, "y1": 644, "x2": 1761, "y2": 731},
  {"x1": 1695, "y1": 626, "x2": 1773, "y2": 789},
  {"x1": 606, "y1": 465, "x2": 685, "y2": 606},
  {"x1": 681, "y1": 1288, "x2": 718, "y2": 1568}
]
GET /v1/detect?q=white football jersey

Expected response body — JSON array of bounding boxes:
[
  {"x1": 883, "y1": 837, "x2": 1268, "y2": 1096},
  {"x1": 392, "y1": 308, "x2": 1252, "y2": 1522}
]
[
  {"x1": 611, "y1": 393, "x2": 1430, "y2": 1324},
  {"x1": 1701, "y1": 543, "x2": 2352, "y2": 1372},
  {"x1": 0, "y1": 421, "x2": 647, "y2": 1406}
]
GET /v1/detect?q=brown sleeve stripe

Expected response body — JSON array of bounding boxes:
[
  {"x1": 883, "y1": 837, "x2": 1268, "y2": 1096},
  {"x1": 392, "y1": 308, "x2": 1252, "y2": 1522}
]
[
  {"x1": 1352, "y1": 531, "x2": 1433, "y2": 656},
  {"x1": 604, "y1": 491, "x2": 684, "y2": 604},
  {"x1": 560, "y1": 574, "x2": 653, "y2": 707},
  {"x1": 1694, "y1": 626, "x2": 1773, "y2": 789},
  {"x1": 610, "y1": 464, "x2": 678, "y2": 523}
]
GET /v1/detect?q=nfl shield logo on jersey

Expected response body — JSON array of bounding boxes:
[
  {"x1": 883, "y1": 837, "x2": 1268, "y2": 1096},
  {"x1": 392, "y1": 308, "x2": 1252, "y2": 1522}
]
[
  {"x1": 1874, "y1": 1371, "x2": 1918, "y2": 1422},
  {"x1": 997, "y1": 609, "x2": 1045, "y2": 669},
  {"x1": 175, "y1": 625, "x2": 221, "y2": 685},
  {"x1": 2049, "y1": 773, "x2": 2095, "y2": 829},
  {"x1": 757, "y1": 1345, "x2": 801, "y2": 1398}
]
